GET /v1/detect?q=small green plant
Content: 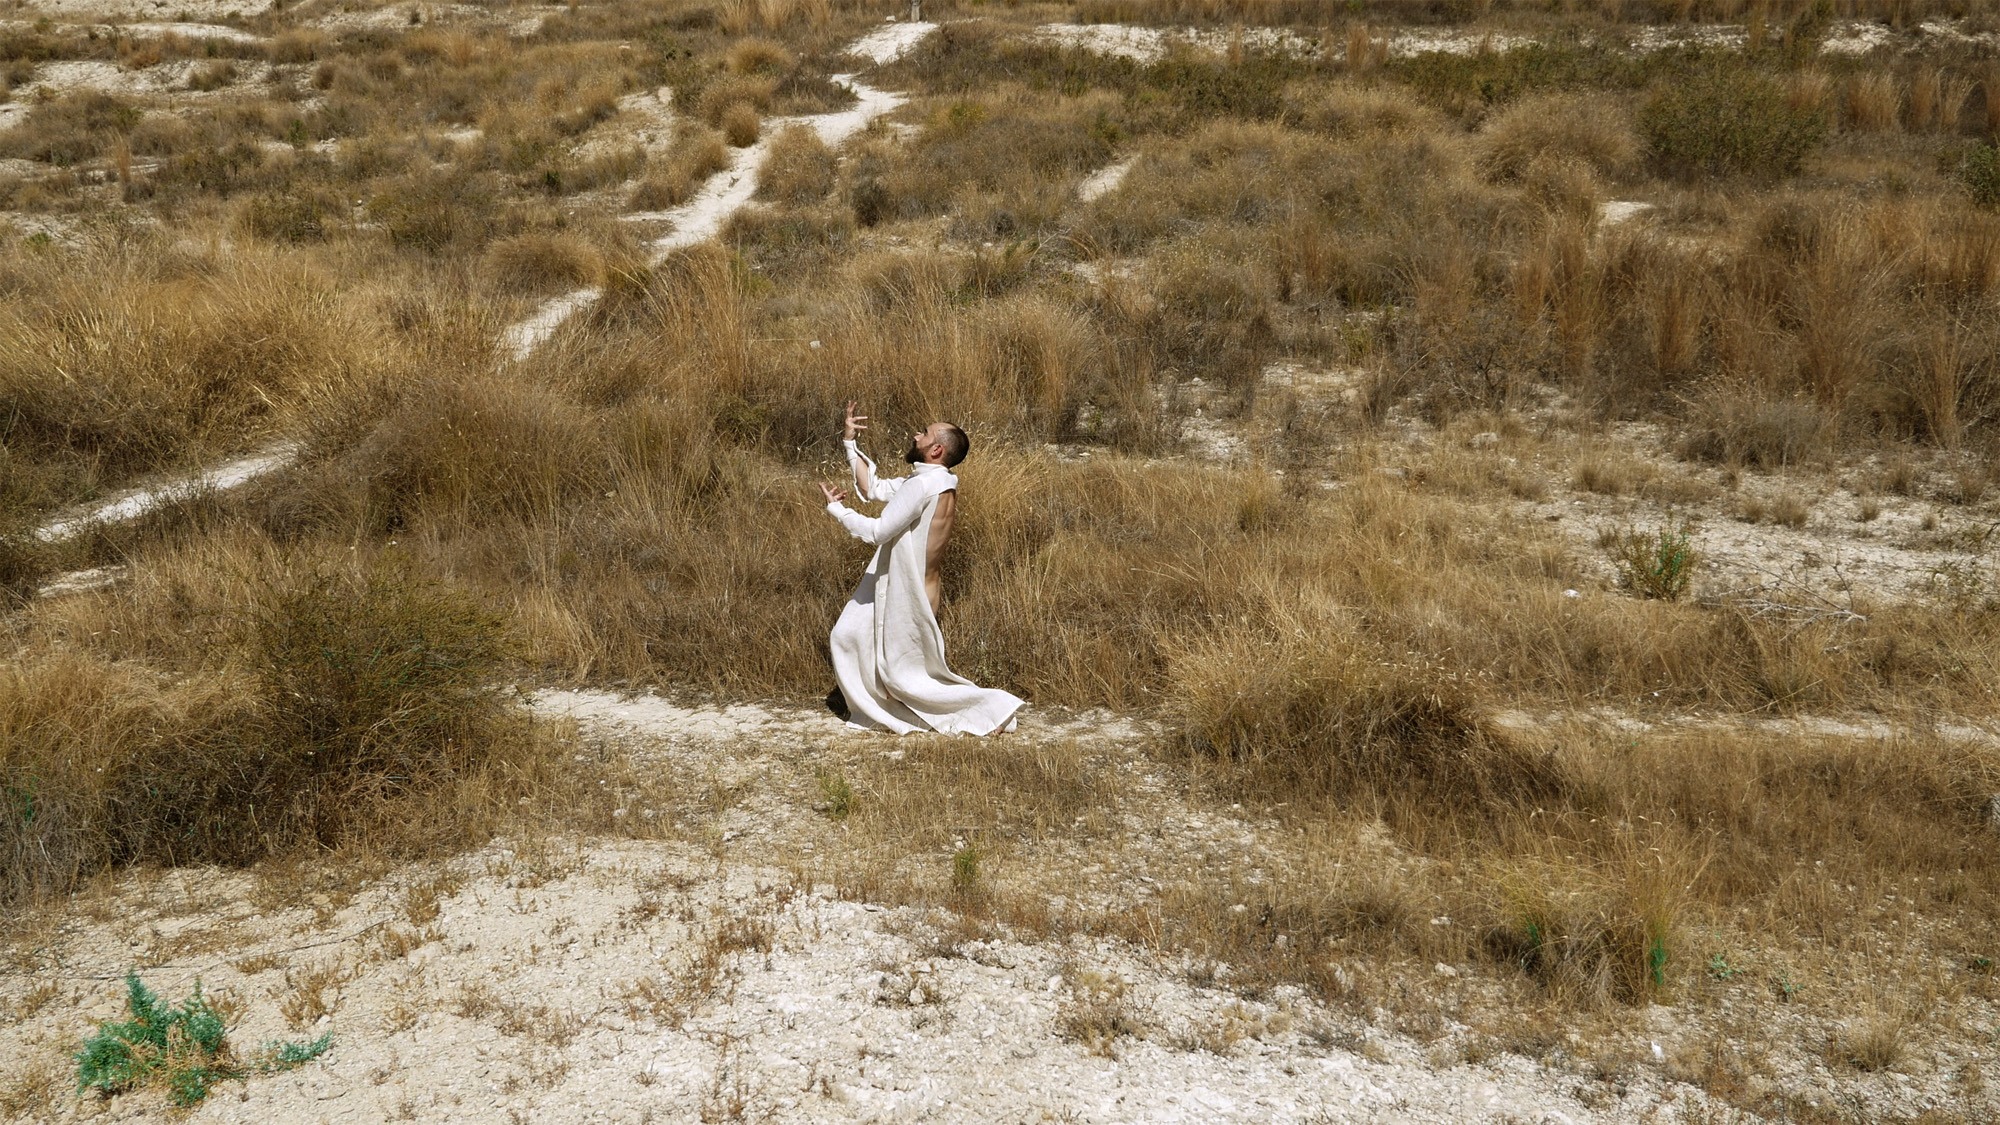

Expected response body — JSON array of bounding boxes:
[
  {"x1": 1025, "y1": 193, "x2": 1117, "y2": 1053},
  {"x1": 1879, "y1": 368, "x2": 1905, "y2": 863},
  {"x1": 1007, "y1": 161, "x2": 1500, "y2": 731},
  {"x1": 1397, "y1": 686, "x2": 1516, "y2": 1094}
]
[
  {"x1": 951, "y1": 843, "x2": 981, "y2": 898},
  {"x1": 1774, "y1": 971, "x2": 1801, "y2": 1002},
  {"x1": 814, "y1": 767, "x2": 852, "y2": 820},
  {"x1": 75, "y1": 973, "x2": 332, "y2": 1108},
  {"x1": 1958, "y1": 142, "x2": 2000, "y2": 209},
  {"x1": 1606, "y1": 518, "x2": 1697, "y2": 601},
  {"x1": 1706, "y1": 953, "x2": 1741, "y2": 981}
]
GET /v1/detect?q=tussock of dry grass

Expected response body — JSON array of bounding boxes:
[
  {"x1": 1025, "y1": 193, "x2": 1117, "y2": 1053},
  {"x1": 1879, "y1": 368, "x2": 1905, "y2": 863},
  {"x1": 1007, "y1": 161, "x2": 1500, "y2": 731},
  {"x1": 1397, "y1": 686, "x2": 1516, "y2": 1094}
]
[
  {"x1": 756, "y1": 123, "x2": 837, "y2": 205},
  {"x1": 1478, "y1": 92, "x2": 1638, "y2": 183},
  {"x1": 0, "y1": 549, "x2": 556, "y2": 905},
  {"x1": 629, "y1": 125, "x2": 731, "y2": 210}
]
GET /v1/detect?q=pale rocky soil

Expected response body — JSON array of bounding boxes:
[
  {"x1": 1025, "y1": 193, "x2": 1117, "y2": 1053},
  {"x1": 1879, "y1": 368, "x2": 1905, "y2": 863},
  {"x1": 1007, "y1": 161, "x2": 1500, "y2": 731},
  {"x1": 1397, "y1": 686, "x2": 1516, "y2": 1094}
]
[{"x1": 5, "y1": 693, "x2": 1993, "y2": 1123}]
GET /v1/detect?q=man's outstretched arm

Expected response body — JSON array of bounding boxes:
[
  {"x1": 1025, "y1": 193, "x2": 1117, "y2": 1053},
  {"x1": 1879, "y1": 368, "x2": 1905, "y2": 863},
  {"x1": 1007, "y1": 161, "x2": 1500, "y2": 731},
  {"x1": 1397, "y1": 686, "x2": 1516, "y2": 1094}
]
[{"x1": 820, "y1": 481, "x2": 926, "y2": 547}]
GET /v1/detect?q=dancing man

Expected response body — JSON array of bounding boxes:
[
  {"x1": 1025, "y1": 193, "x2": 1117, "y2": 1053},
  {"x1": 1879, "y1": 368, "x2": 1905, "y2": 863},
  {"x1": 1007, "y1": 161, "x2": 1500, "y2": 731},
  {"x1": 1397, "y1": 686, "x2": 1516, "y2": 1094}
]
[{"x1": 819, "y1": 402, "x2": 1023, "y2": 735}]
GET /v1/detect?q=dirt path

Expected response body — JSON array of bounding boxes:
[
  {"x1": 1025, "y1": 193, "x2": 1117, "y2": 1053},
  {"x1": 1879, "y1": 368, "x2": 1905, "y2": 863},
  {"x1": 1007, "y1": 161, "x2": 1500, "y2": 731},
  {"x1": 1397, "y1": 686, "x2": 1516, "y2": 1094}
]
[
  {"x1": 29, "y1": 445, "x2": 296, "y2": 544},
  {"x1": 502, "y1": 23, "x2": 936, "y2": 361}
]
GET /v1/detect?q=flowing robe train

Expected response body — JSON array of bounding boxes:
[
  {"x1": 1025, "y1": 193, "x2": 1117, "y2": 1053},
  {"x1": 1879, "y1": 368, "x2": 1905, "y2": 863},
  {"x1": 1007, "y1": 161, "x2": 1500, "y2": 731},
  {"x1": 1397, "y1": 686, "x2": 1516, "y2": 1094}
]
[{"x1": 825, "y1": 446, "x2": 1023, "y2": 735}]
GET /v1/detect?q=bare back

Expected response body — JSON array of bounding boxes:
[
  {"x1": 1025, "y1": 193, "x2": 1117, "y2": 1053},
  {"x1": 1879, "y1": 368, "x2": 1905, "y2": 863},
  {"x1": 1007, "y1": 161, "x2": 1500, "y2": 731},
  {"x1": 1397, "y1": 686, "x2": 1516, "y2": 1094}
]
[{"x1": 924, "y1": 488, "x2": 955, "y2": 613}]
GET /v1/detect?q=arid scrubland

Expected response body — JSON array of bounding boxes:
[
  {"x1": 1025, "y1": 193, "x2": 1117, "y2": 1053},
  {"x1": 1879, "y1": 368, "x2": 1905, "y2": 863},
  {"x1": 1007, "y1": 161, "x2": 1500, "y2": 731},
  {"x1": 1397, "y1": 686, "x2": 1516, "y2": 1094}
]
[{"x1": 4, "y1": 0, "x2": 2000, "y2": 1120}]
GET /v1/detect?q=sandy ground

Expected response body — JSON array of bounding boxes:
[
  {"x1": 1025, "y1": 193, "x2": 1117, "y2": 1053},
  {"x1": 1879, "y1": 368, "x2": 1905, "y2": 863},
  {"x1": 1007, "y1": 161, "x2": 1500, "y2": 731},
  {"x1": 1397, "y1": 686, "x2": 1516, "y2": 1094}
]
[
  {"x1": 7, "y1": 690, "x2": 1990, "y2": 1123},
  {"x1": 1026, "y1": 18, "x2": 1995, "y2": 63},
  {"x1": 30, "y1": 446, "x2": 297, "y2": 544},
  {"x1": 5, "y1": 0, "x2": 271, "y2": 20},
  {"x1": 1, "y1": 694, "x2": 1720, "y2": 1125}
]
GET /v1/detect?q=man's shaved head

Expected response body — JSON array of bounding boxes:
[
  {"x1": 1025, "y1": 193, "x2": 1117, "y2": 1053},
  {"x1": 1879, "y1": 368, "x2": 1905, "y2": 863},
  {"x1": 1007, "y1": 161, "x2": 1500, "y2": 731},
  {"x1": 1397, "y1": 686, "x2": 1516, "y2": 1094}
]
[{"x1": 939, "y1": 424, "x2": 969, "y2": 468}]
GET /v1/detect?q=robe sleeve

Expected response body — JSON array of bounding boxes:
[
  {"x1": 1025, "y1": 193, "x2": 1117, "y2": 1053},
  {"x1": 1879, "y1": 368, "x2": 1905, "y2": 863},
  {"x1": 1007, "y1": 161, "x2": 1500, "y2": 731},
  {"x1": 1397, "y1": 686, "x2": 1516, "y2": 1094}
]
[
  {"x1": 845, "y1": 440, "x2": 903, "y2": 502},
  {"x1": 827, "y1": 477, "x2": 928, "y2": 546}
]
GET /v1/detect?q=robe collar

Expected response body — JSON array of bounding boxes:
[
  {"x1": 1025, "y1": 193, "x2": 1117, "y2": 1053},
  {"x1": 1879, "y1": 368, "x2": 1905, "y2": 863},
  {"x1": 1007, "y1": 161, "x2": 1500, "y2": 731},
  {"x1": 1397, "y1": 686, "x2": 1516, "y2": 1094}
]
[{"x1": 909, "y1": 461, "x2": 948, "y2": 475}]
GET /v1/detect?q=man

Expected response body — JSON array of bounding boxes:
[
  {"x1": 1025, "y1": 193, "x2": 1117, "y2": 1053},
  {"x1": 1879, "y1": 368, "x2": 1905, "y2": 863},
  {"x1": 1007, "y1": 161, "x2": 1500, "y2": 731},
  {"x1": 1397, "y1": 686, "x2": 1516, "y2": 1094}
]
[{"x1": 818, "y1": 402, "x2": 1023, "y2": 735}]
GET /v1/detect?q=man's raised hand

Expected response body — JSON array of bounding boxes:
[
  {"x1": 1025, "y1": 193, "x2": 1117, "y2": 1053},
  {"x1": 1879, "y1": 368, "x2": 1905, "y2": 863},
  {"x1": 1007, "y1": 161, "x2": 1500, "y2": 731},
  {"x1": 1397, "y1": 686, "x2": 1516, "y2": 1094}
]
[
  {"x1": 820, "y1": 481, "x2": 848, "y2": 506},
  {"x1": 842, "y1": 401, "x2": 868, "y2": 441}
]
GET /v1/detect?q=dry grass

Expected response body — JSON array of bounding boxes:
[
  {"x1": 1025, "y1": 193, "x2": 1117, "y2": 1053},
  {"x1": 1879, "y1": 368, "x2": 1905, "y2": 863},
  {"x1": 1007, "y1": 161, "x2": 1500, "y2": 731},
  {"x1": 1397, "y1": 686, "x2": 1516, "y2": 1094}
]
[
  {"x1": 720, "y1": 103, "x2": 762, "y2": 148},
  {"x1": 482, "y1": 232, "x2": 604, "y2": 295},
  {"x1": 756, "y1": 124, "x2": 835, "y2": 205},
  {"x1": 1477, "y1": 92, "x2": 1637, "y2": 183},
  {"x1": 5, "y1": 5, "x2": 2000, "y2": 1079},
  {"x1": 630, "y1": 125, "x2": 732, "y2": 210}
]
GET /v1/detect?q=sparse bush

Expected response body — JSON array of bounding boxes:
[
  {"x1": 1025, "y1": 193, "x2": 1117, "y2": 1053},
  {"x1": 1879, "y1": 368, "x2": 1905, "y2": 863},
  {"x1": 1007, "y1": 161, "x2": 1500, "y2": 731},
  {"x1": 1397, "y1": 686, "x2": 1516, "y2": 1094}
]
[
  {"x1": 726, "y1": 37, "x2": 792, "y2": 76},
  {"x1": 1059, "y1": 968, "x2": 1143, "y2": 1057},
  {"x1": 1605, "y1": 518, "x2": 1696, "y2": 601},
  {"x1": 815, "y1": 766, "x2": 852, "y2": 820},
  {"x1": 0, "y1": 91, "x2": 141, "y2": 165},
  {"x1": 1681, "y1": 393, "x2": 1831, "y2": 469},
  {"x1": 950, "y1": 843, "x2": 981, "y2": 899},
  {"x1": 76, "y1": 973, "x2": 330, "y2": 1107},
  {"x1": 1842, "y1": 72, "x2": 1899, "y2": 133},
  {"x1": 1282, "y1": 81, "x2": 1441, "y2": 138},
  {"x1": 367, "y1": 169, "x2": 500, "y2": 252},
  {"x1": 724, "y1": 201, "x2": 854, "y2": 278},
  {"x1": 0, "y1": 248, "x2": 365, "y2": 478},
  {"x1": 1641, "y1": 67, "x2": 1826, "y2": 180},
  {"x1": 1768, "y1": 493, "x2": 1810, "y2": 528},
  {"x1": 1490, "y1": 829, "x2": 1692, "y2": 1005},
  {"x1": 1829, "y1": 1010, "x2": 1907, "y2": 1072},
  {"x1": 1167, "y1": 632, "x2": 1565, "y2": 810},
  {"x1": 267, "y1": 29, "x2": 329, "y2": 64},
  {"x1": 696, "y1": 74, "x2": 775, "y2": 127},
  {"x1": 192, "y1": 558, "x2": 513, "y2": 855},
  {"x1": 240, "y1": 187, "x2": 345, "y2": 243},
  {"x1": 0, "y1": 533, "x2": 49, "y2": 608},
  {"x1": 187, "y1": 60, "x2": 238, "y2": 92},
  {"x1": 1957, "y1": 142, "x2": 2000, "y2": 209}
]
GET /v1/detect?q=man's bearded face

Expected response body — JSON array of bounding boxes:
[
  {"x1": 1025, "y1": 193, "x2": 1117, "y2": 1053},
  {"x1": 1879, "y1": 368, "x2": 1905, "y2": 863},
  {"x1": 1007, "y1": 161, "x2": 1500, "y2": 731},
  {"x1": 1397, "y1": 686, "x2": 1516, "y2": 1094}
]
[{"x1": 904, "y1": 438, "x2": 924, "y2": 464}]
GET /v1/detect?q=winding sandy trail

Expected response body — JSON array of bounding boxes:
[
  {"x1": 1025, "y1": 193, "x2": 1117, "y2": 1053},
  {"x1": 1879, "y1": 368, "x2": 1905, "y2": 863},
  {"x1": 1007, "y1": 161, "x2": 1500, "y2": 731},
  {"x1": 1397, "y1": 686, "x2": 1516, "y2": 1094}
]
[
  {"x1": 30, "y1": 445, "x2": 295, "y2": 544},
  {"x1": 502, "y1": 23, "x2": 936, "y2": 361}
]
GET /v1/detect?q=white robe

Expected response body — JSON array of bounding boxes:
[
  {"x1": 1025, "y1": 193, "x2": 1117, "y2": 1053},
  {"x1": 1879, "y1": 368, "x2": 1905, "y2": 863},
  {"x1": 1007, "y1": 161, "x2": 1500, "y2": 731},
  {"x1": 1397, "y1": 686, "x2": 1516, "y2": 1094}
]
[{"x1": 825, "y1": 443, "x2": 1023, "y2": 735}]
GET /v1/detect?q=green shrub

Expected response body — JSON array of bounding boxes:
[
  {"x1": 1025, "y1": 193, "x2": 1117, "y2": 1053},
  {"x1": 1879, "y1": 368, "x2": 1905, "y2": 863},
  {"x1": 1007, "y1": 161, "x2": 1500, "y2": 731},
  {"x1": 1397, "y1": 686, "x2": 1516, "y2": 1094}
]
[
  {"x1": 1640, "y1": 67, "x2": 1825, "y2": 180},
  {"x1": 1389, "y1": 42, "x2": 1653, "y2": 111},
  {"x1": 1957, "y1": 142, "x2": 2000, "y2": 209},
  {"x1": 76, "y1": 973, "x2": 331, "y2": 1108},
  {"x1": 241, "y1": 560, "x2": 511, "y2": 845},
  {"x1": 0, "y1": 531, "x2": 49, "y2": 607},
  {"x1": 1607, "y1": 518, "x2": 1698, "y2": 601}
]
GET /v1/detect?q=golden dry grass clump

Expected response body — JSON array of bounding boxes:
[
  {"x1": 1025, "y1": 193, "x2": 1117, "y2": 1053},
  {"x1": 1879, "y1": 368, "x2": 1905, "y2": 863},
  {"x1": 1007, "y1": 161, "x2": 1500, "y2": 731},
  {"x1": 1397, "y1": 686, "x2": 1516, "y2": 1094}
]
[
  {"x1": 1476, "y1": 92, "x2": 1638, "y2": 183},
  {"x1": 629, "y1": 125, "x2": 733, "y2": 210},
  {"x1": 0, "y1": 243, "x2": 371, "y2": 499},
  {"x1": 481, "y1": 232, "x2": 605, "y2": 295},
  {"x1": 757, "y1": 123, "x2": 837, "y2": 205}
]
